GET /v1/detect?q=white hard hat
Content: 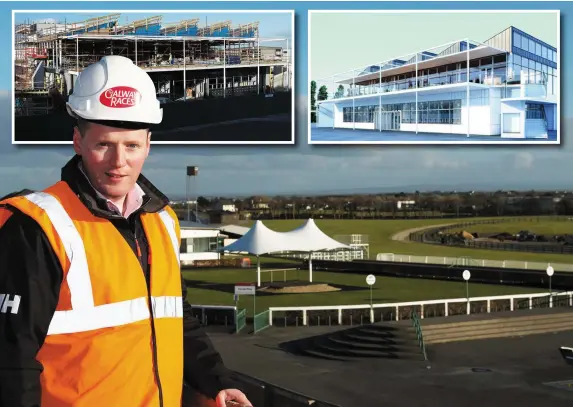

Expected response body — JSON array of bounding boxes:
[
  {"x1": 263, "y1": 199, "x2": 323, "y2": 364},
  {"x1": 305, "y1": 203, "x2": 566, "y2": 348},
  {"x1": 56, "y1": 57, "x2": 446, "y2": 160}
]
[{"x1": 66, "y1": 55, "x2": 162, "y2": 128}]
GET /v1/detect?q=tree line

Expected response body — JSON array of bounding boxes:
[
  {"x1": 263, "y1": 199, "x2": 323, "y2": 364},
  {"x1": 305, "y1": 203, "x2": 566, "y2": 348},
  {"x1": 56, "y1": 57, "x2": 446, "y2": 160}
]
[{"x1": 170, "y1": 190, "x2": 573, "y2": 220}]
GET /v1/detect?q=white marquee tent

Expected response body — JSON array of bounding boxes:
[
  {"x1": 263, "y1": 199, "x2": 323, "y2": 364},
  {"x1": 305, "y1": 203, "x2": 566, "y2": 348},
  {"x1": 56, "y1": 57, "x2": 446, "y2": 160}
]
[{"x1": 220, "y1": 219, "x2": 351, "y2": 286}]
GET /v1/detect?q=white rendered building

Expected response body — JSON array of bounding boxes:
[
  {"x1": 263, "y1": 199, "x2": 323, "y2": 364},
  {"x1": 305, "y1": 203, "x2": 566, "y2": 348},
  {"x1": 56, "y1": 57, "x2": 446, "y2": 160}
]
[{"x1": 316, "y1": 26, "x2": 558, "y2": 139}]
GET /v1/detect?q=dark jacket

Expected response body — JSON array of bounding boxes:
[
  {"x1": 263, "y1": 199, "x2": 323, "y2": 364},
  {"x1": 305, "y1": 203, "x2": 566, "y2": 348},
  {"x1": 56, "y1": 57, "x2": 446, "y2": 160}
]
[{"x1": 0, "y1": 155, "x2": 239, "y2": 407}]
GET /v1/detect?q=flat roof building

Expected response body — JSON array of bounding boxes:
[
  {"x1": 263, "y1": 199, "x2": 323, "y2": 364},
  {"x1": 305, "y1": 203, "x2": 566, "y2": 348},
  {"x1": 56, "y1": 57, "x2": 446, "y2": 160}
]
[{"x1": 315, "y1": 26, "x2": 558, "y2": 139}]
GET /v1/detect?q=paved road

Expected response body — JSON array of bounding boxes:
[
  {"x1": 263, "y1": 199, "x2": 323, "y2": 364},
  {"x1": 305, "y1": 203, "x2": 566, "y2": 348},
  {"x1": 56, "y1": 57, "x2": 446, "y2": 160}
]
[
  {"x1": 310, "y1": 127, "x2": 558, "y2": 143},
  {"x1": 152, "y1": 113, "x2": 292, "y2": 143},
  {"x1": 209, "y1": 326, "x2": 573, "y2": 407}
]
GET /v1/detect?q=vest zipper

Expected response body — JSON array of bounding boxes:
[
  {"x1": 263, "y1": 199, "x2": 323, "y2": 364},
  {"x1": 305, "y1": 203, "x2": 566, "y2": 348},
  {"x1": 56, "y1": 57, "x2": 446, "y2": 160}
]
[{"x1": 135, "y1": 230, "x2": 165, "y2": 407}]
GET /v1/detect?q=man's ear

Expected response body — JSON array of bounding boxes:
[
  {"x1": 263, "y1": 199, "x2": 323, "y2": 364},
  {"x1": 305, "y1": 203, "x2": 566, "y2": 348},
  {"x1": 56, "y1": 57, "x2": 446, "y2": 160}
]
[{"x1": 72, "y1": 127, "x2": 82, "y2": 155}]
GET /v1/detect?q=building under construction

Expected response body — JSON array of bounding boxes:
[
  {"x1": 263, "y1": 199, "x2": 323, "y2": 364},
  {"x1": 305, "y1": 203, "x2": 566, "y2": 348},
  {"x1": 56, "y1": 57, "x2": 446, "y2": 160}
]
[{"x1": 15, "y1": 13, "x2": 292, "y2": 116}]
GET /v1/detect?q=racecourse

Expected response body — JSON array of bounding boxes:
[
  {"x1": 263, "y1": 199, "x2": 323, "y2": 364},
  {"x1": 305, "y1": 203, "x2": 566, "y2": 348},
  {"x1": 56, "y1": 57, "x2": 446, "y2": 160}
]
[{"x1": 183, "y1": 217, "x2": 572, "y2": 310}]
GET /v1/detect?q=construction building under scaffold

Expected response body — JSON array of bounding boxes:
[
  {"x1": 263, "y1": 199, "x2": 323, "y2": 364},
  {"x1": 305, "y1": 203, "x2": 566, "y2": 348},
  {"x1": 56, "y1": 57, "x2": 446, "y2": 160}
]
[{"x1": 14, "y1": 13, "x2": 292, "y2": 116}]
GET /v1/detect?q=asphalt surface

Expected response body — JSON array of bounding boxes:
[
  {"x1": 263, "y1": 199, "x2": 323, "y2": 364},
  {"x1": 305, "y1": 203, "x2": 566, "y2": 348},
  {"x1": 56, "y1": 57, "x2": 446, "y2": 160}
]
[
  {"x1": 151, "y1": 113, "x2": 293, "y2": 143},
  {"x1": 310, "y1": 126, "x2": 558, "y2": 143},
  {"x1": 209, "y1": 323, "x2": 573, "y2": 407}
]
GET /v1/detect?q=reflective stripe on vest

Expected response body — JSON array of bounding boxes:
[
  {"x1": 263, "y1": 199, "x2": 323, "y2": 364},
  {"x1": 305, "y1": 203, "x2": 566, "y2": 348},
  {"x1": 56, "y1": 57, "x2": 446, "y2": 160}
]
[
  {"x1": 24, "y1": 192, "x2": 94, "y2": 310},
  {"x1": 21, "y1": 191, "x2": 183, "y2": 335},
  {"x1": 48, "y1": 295, "x2": 183, "y2": 335}
]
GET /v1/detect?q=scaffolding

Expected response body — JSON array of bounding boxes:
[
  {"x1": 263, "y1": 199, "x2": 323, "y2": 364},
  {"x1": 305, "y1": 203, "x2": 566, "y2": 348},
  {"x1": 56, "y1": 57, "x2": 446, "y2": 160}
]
[
  {"x1": 14, "y1": 13, "x2": 292, "y2": 116},
  {"x1": 160, "y1": 18, "x2": 200, "y2": 36},
  {"x1": 115, "y1": 16, "x2": 162, "y2": 36},
  {"x1": 231, "y1": 22, "x2": 259, "y2": 38},
  {"x1": 37, "y1": 14, "x2": 121, "y2": 41},
  {"x1": 197, "y1": 20, "x2": 232, "y2": 37}
]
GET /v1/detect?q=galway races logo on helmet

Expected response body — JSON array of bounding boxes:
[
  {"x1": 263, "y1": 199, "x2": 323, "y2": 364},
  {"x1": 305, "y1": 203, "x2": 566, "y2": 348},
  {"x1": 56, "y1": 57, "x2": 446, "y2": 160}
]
[{"x1": 99, "y1": 86, "x2": 141, "y2": 108}]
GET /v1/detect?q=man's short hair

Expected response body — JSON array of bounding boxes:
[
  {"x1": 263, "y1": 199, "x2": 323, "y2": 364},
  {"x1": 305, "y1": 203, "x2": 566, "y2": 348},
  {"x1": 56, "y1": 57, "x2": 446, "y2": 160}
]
[
  {"x1": 75, "y1": 117, "x2": 150, "y2": 136},
  {"x1": 76, "y1": 118, "x2": 91, "y2": 137}
]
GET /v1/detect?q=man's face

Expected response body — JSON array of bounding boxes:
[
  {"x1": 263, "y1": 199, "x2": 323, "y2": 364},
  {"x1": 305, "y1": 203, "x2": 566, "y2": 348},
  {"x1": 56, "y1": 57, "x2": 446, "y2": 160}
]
[{"x1": 73, "y1": 122, "x2": 151, "y2": 200}]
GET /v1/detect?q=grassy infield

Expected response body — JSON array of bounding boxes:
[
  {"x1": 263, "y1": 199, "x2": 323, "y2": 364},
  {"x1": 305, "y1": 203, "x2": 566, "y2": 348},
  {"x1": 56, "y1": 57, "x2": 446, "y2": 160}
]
[{"x1": 183, "y1": 218, "x2": 573, "y2": 312}]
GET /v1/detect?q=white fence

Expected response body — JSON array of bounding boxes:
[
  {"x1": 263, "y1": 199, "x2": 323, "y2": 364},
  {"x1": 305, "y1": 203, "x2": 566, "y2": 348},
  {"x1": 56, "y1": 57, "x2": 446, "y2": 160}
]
[
  {"x1": 376, "y1": 252, "x2": 573, "y2": 273},
  {"x1": 268, "y1": 291, "x2": 573, "y2": 326}
]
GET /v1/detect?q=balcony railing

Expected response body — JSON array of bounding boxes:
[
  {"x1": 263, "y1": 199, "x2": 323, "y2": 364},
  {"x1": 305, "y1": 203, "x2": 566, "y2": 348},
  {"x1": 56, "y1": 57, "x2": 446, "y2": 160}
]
[{"x1": 333, "y1": 67, "x2": 507, "y2": 99}]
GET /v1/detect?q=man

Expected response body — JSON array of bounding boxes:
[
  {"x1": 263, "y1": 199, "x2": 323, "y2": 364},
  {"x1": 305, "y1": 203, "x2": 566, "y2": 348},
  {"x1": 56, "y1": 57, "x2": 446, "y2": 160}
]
[{"x1": 0, "y1": 55, "x2": 252, "y2": 407}]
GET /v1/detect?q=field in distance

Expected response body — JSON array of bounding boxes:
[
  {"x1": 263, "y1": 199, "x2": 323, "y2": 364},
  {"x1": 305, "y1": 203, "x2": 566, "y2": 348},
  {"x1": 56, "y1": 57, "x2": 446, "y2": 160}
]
[{"x1": 245, "y1": 217, "x2": 573, "y2": 264}]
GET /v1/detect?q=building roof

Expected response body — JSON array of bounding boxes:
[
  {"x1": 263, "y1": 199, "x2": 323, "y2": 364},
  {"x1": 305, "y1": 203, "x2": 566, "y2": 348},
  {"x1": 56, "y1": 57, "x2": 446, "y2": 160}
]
[
  {"x1": 336, "y1": 43, "x2": 505, "y2": 85},
  {"x1": 219, "y1": 224, "x2": 251, "y2": 236}
]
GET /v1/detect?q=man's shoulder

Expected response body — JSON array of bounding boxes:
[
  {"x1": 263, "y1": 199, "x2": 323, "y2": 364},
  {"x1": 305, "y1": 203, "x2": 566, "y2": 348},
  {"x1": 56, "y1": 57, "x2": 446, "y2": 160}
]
[{"x1": 0, "y1": 188, "x2": 37, "y2": 202}]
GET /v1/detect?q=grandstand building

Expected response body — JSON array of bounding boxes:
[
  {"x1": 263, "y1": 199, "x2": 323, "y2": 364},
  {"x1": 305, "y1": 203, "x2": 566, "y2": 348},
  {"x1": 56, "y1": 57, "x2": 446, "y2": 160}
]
[
  {"x1": 14, "y1": 13, "x2": 292, "y2": 116},
  {"x1": 316, "y1": 26, "x2": 558, "y2": 139}
]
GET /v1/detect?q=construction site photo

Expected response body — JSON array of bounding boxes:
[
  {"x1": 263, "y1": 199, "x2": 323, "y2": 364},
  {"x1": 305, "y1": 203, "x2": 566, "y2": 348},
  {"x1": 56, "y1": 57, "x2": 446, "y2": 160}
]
[{"x1": 13, "y1": 11, "x2": 294, "y2": 144}]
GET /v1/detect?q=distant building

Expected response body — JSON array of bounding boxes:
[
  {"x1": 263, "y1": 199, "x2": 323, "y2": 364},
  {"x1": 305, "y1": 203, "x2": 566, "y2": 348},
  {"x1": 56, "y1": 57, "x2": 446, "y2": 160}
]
[
  {"x1": 212, "y1": 199, "x2": 237, "y2": 213},
  {"x1": 179, "y1": 222, "x2": 224, "y2": 266},
  {"x1": 397, "y1": 200, "x2": 416, "y2": 209}
]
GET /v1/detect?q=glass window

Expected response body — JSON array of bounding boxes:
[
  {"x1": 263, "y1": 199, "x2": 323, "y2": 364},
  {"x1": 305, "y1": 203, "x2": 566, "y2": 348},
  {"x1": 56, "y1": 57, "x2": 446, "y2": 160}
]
[
  {"x1": 542, "y1": 46, "x2": 548, "y2": 60},
  {"x1": 514, "y1": 54, "x2": 521, "y2": 66},
  {"x1": 536, "y1": 42, "x2": 541, "y2": 56},
  {"x1": 529, "y1": 38, "x2": 535, "y2": 54},
  {"x1": 514, "y1": 32, "x2": 521, "y2": 48},
  {"x1": 553, "y1": 49, "x2": 557, "y2": 63},
  {"x1": 529, "y1": 59, "x2": 535, "y2": 69},
  {"x1": 536, "y1": 61, "x2": 541, "y2": 72}
]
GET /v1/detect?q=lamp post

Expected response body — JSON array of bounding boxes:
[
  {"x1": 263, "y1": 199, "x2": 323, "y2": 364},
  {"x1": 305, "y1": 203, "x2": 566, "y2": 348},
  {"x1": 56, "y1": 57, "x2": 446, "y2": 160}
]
[
  {"x1": 463, "y1": 269, "x2": 471, "y2": 314},
  {"x1": 186, "y1": 166, "x2": 199, "y2": 222},
  {"x1": 366, "y1": 274, "x2": 376, "y2": 323},
  {"x1": 546, "y1": 265, "x2": 554, "y2": 307}
]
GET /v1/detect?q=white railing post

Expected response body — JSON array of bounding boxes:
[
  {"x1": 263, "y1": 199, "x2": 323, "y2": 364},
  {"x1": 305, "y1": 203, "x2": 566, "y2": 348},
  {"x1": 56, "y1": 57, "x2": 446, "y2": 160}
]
[
  {"x1": 370, "y1": 308, "x2": 374, "y2": 323},
  {"x1": 487, "y1": 299, "x2": 491, "y2": 313},
  {"x1": 510, "y1": 298, "x2": 514, "y2": 311},
  {"x1": 338, "y1": 308, "x2": 342, "y2": 325},
  {"x1": 395, "y1": 306, "x2": 399, "y2": 321},
  {"x1": 467, "y1": 301, "x2": 470, "y2": 315},
  {"x1": 445, "y1": 302, "x2": 449, "y2": 317},
  {"x1": 570, "y1": 294, "x2": 572, "y2": 307},
  {"x1": 303, "y1": 309, "x2": 307, "y2": 326},
  {"x1": 529, "y1": 297, "x2": 533, "y2": 309},
  {"x1": 269, "y1": 309, "x2": 273, "y2": 326},
  {"x1": 421, "y1": 303, "x2": 424, "y2": 319}
]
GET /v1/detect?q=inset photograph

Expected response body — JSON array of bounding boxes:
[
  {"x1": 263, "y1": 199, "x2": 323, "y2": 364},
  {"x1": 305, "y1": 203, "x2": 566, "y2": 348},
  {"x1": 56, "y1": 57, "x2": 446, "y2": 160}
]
[
  {"x1": 309, "y1": 10, "x2": 559, "y2": 144},
  {"x1": 13, "y1": 10, "x2": 294, "y2": 144}
]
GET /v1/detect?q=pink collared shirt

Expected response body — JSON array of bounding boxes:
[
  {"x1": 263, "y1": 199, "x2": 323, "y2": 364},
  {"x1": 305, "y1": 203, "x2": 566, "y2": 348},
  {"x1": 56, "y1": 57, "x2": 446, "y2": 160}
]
[
  {"x1": 79, "y1": 162, "x2": 145, "y2": 218},
  {"x1": 98, "y1": 183, "x2": 145, "y2": 218}
]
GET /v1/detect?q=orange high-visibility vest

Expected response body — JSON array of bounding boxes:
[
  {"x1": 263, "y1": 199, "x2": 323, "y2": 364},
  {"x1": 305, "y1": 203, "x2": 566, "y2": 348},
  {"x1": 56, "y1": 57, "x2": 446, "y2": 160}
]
[{"x1": 0, "y1": 181, "x2": 184, "y2": 407}]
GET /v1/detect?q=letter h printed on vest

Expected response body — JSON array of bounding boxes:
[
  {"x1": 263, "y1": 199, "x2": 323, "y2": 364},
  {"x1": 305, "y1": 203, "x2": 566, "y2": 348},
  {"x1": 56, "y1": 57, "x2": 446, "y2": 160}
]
[{"x1": 0, "y1": 181, "x2": 184, "y2": 407}]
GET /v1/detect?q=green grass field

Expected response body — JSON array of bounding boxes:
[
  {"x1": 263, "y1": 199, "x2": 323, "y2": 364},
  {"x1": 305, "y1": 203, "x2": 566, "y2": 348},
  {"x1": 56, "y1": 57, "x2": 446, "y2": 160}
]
[
  {"x1": 183, "y1": 217, "x2": 571, "y2": 312},
  {"x1": 183, "y1": 268, "x2": 542, "y2": 315},
  {"x1": 246, "y1": 217, "x2": 573, "y2": 264}
]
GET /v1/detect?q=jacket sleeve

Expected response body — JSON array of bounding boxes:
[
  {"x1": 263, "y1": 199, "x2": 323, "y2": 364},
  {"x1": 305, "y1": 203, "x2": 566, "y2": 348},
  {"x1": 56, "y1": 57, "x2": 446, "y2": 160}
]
[
  {"x1": 180, "y1": 275, "x2": 243, "y2": 399},
  {"x1": 0, "y1": 210, "x2": 63, "y2": 407}
]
